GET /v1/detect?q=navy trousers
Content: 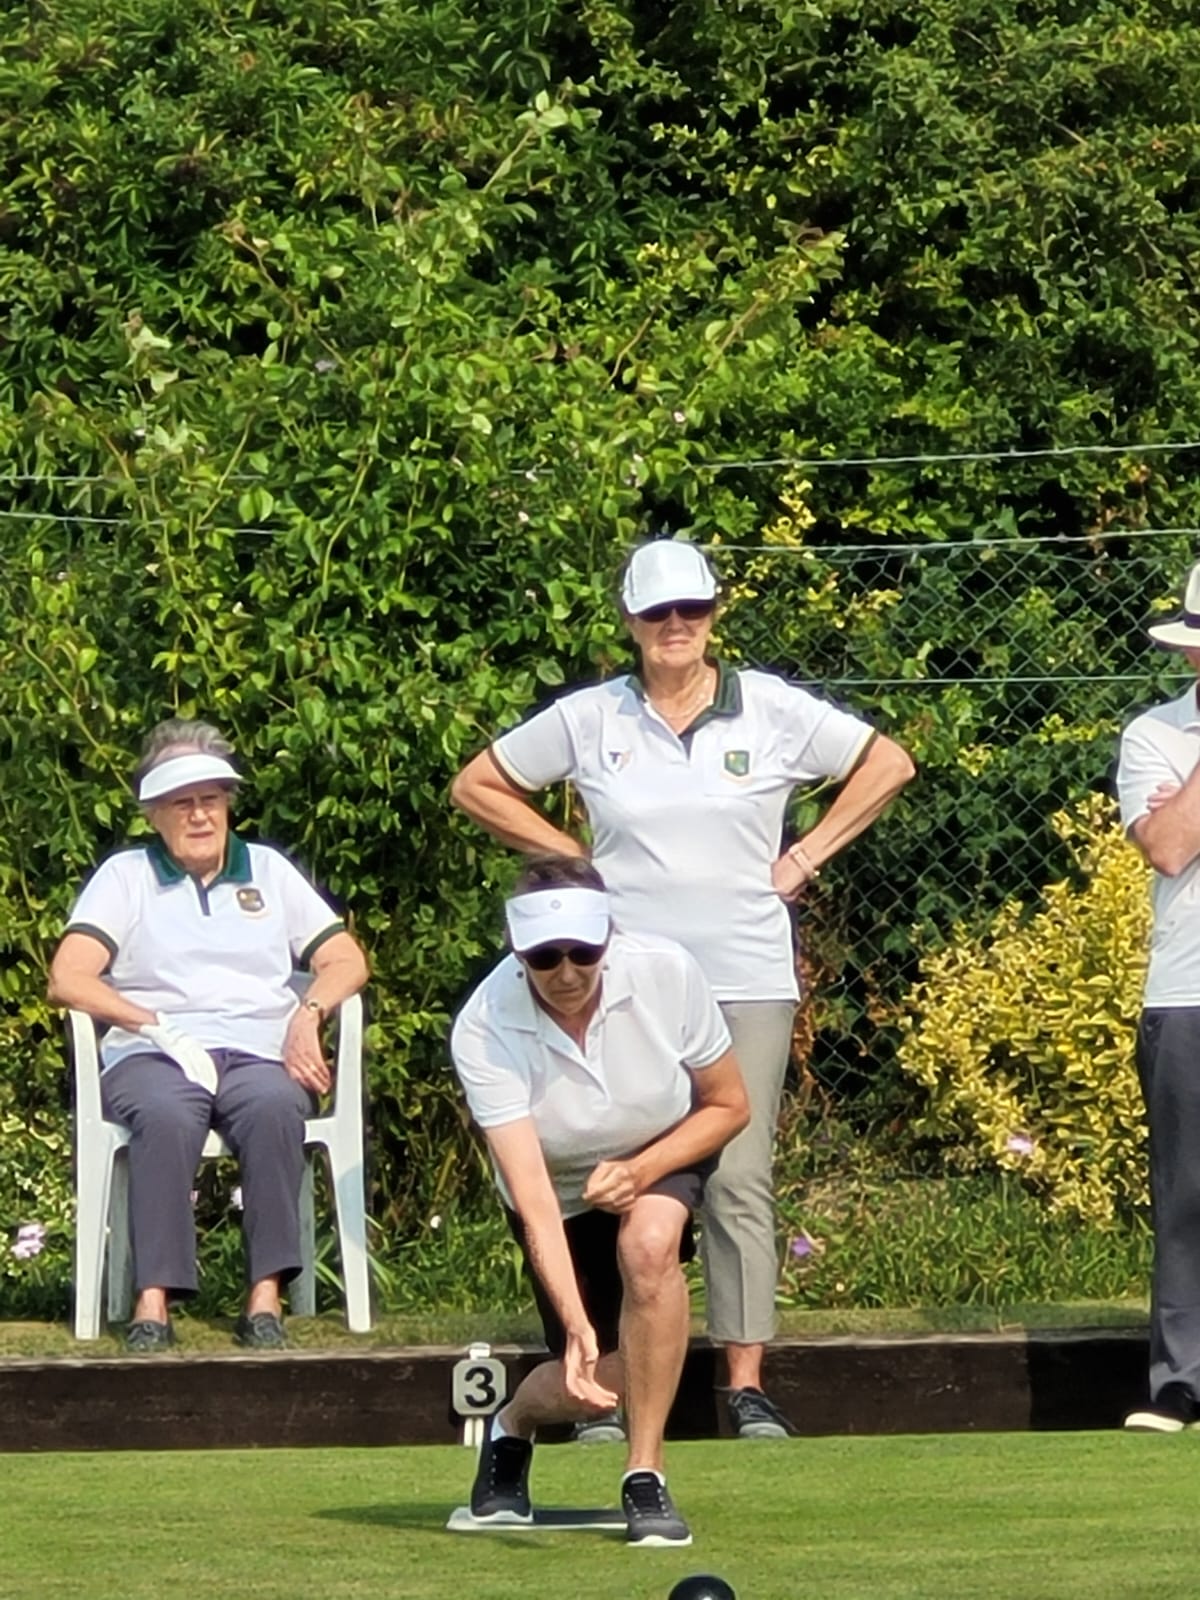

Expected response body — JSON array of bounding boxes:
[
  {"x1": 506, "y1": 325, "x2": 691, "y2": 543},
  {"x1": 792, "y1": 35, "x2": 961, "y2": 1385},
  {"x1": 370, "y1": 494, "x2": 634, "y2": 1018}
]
[
  {"x1": 1136, "y1": 1007, "x2": 1200, "y2": 1401},
  {"x1": 101, "y1": 1049, "x2": 312, "y2": 1297}
]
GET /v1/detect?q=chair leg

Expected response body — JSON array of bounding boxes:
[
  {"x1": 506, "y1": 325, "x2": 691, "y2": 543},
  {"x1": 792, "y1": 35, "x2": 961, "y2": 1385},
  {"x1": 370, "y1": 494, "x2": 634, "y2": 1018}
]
[
  {"x1": 75, "y1": 1140, "x2": 116, "y2": 1341},
  {"x1": 107, "y1": 1153, "x2": 133, "y2": 1325},
  {"x1": 329, "y1": 1143, "x2": 372, "y2": 1333},
  {"x1": 290, "y1": 1156, "x2": 316, "y2": 1317}
]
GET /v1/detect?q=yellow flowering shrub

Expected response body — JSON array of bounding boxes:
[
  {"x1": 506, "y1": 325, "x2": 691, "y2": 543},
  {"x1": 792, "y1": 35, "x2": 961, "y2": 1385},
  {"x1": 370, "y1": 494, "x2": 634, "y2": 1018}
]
[{"x1": 896, "y1": 795, "x2": 1151, "y2": 1224}]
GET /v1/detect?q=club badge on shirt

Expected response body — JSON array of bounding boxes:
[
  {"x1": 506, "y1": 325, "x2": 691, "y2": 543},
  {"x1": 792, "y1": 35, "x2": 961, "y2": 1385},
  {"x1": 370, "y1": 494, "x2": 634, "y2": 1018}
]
[
  {"x1": 236, "y1": 887, "x2": 267, "y2": 915},
  {"x1": 605, "y1": 748, "x2": 633, "y2": 772},
  {"x1": 723, "y1": 749, "x2": 751, "y2": 778}
]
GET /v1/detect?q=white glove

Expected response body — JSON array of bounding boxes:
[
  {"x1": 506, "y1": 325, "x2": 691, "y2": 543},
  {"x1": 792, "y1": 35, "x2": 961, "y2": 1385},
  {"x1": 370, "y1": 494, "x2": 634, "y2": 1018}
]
[{"x1": 139, "y1": 1013, "x2": 219, "y2": 1095}]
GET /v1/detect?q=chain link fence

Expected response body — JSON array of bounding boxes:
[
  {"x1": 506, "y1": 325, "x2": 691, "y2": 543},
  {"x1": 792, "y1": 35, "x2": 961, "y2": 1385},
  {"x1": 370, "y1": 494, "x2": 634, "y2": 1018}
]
[{"x1": 707, "y1": 531, "x2": 1197, "y2": 1122}]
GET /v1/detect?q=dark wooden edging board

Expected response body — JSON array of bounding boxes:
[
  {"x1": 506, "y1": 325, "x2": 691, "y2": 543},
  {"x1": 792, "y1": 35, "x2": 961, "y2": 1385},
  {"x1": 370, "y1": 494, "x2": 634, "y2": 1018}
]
[{"x1": 0, "y1": 1329, "x2": 1148, "y2": 1453}]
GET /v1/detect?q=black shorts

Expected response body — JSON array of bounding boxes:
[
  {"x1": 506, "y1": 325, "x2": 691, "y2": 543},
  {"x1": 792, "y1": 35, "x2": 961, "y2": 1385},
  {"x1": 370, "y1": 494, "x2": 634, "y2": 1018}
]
[{"x1": 505, "y1": 1163, "x2": 709, "y2": 1359}]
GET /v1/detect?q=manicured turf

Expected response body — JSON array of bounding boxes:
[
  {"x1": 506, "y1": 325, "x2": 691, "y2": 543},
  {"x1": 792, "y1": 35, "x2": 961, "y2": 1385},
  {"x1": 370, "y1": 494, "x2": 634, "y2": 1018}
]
[{"x1": 2, "y1": 1432, "x2": 1191, "y2": 1599}]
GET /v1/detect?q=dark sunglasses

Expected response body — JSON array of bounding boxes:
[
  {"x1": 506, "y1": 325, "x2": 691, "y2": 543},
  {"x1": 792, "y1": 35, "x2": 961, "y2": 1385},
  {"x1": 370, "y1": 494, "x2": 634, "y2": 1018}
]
[
  {"x1": 522, "y1": 942, "x2": 607, "y2": 972},
  {"x1": 636, "y1": 599, "x2": 715, "y2": 625}
]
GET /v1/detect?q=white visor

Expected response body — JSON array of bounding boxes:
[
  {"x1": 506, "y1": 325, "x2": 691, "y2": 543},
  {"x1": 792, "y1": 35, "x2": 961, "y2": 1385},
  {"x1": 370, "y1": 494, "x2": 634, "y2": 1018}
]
[
  {"x1": 505, "y1": 887, "x2": 612, "y2": 954},
  {"x1": 138, "y1": 752, "x2": 241, "y2": 803}
]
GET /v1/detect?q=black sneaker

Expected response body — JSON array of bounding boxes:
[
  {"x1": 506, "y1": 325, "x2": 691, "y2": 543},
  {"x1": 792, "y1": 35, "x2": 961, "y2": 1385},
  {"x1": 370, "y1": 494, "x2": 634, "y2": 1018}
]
[
  {"x1": 727, "y1": 1386, "x2": 797, "y2": 1439},
  {"x1": 622, "y1": 1471, "x2": 692, "y2": 1547},
  {"x1": 1124, "y1": 1382, "x2": 1199, "y2": 1433},
  {"x1": 124, "y1": 1318, "x2": 174, "y2": 1353},
  {"x1": 572, "y1": 1408, "x2": 626, "y2": 1445},
  {"x1": 470, "y1": 1417, "x2": 533, "y2": 1523},
  {"x1": 233, "y1": 1311, "x2": 287, "y2": 1350}
]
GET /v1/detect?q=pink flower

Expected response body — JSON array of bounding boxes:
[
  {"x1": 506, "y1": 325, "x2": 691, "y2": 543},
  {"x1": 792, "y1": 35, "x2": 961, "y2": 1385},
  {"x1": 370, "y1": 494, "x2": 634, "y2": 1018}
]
[
  {"x1": 1006, "y1": 1132, "x2": 1036, "y2": 1157},
  {"x1": 790, "y1": 1232, "x2": 816, "y2": 1259},
  {"x1": 11, "y1": 1222, "x2": 46, "y2": 1260}
]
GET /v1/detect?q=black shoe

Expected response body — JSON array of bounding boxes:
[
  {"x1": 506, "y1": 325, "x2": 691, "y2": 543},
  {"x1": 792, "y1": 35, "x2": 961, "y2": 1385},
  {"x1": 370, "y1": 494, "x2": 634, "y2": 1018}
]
[
  {"x1": 572, "y1": 1408, "x2": 626, "y2": 1445},
  {"x1": 727, "y1": 1386, "x2": 797, "y2": 1439},
  {"x1": 233, "y1": 1311, "x2": 287, "y2": 1350},
  {"x1": 622, "y1": 1471, "x2": 692, "y2": 1547},
  {"x1": 124, "y1": 1318, "x2": 174, "y2": 1353},
  {"x1": 470, "y1": 1417, "x2": 533, "y2": 1523},
  {"x1": 1124, "y1": 1382, "x2": 1199, "y2": 1433}
]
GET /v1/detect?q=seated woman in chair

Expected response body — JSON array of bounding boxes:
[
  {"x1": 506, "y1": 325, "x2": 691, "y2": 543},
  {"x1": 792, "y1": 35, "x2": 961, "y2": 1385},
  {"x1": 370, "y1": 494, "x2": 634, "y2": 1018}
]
[{"x1": 48, "y1": 719, "x2": 369, "y2": 1351}]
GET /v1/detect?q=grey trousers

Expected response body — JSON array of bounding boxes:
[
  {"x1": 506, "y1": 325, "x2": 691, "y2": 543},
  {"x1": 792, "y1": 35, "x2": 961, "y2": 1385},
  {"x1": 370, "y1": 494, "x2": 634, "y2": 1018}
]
[
  {"x1": 100, "y1": 1049, "x2": 312, "y2": 1298},
  {"x1": 699, "y1": 1000, "x2": 796, "y2": 1346},
  {"x1": 1136, "y1": 1008, "x2": 1200, "y2": 1401}
]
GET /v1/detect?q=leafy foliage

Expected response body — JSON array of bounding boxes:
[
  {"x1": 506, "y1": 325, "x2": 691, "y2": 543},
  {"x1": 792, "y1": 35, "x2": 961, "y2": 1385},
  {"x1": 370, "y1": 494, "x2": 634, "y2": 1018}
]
[{"x1": 896, "y1": 797, "x2": 1151, "y2": 1223}]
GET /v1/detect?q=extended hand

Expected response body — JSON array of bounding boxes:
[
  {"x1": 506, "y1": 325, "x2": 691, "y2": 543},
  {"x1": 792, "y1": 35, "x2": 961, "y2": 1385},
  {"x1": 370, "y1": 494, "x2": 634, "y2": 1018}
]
[
  {"x1": 582, "y1": 1159, "x2": 640, "y2": 1214},
  {"x1": 563, "y1": 1325, "x2": 620, "y2": 1412},
  {"x1": 139, "y1": 1014, "x2": 218, "y2": 1094},
  {"x1": 283, "y1": 1009, "x2": 331, "y2": 1095}
]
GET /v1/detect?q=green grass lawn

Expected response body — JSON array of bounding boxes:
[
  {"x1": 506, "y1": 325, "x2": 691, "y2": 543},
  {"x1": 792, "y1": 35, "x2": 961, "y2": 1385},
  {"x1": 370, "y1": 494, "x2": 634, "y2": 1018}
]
[{"x1": 1, "y1": 1432, "x2": 1192, "y2": 1600}]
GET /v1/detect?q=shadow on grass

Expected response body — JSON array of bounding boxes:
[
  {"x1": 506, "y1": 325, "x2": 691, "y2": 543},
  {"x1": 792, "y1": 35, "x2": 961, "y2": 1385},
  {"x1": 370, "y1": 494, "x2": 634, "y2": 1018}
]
[{"x1": 314, "y1": 1502, "x2": 453, "y2": 1532}]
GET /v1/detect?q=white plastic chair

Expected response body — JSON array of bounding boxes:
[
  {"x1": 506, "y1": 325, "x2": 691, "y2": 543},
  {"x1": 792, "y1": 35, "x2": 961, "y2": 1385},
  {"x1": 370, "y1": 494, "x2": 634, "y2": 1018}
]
[{"x1": 70, "y1": 995, "x2": 371, "y2": 1338}]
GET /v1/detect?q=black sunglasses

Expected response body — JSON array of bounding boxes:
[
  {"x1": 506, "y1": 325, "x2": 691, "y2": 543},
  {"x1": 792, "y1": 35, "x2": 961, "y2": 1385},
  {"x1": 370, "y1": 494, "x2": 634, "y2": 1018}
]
[
  {"x1": 636, "y1": 599, "x2": 715, "y2": 625},
  {"x1": 522, "y1": 943, "x2": 607, "y2": 972}
]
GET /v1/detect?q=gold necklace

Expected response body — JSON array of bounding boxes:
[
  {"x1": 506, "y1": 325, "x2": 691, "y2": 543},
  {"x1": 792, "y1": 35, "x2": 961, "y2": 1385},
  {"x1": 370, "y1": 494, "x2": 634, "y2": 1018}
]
[{"x1": 650, "y1": 667, "x2": 715, "y2": 728}]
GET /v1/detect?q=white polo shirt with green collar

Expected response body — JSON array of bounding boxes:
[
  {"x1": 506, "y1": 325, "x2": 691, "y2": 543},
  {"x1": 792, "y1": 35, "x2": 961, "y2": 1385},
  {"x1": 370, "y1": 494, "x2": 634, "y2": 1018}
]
[
  {"x1": 66, "y1": 834, "x2": 345, "y2": 1070},
  {"x1": 1118, "y1": 681, "x2": 1200, "y2": 1007},
  {"x1": 451, "y1": 930, "x2": 732, "y2": 1215},
  {"x1": 491, "y1": 664, "x2": 874, "y2": 1001}
]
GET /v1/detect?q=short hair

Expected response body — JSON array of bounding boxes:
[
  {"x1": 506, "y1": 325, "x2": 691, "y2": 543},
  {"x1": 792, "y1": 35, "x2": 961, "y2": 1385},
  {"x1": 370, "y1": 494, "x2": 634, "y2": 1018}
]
[
  {"x1": 512, "y1": 853, "x2": 606, "y2": 897},
  {"x1": 134, "y1": 718, "x2": 239, "y2": 794}
]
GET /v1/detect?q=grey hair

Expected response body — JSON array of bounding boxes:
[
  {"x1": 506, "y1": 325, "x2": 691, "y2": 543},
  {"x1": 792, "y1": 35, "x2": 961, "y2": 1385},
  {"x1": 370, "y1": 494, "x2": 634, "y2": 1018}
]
[{"x1": 134, "y1": 718, "x2": 240, "y2": 795}]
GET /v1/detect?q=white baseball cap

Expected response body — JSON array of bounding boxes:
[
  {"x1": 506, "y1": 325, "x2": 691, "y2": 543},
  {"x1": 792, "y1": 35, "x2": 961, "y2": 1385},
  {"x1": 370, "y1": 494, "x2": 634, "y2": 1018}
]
[
  {"x1": 138, "y1": 752, "x2": 241, "y2": 803},
  {"x1": 1148, "y1": 562, "x2": 1200, "y2": 651},
  {"x1": 505, "y1": 887, "x2": 612, "y2": 953},
  {"x1": 621, "y1": 540, "x2": 717, "y2": 615}
]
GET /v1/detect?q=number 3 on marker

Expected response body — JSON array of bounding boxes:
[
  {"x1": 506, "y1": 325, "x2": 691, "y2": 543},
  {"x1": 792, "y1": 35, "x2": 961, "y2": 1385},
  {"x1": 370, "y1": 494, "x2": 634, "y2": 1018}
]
[{"x1": 451, "y1": 1356, "x2": 507, "y2": 1417}]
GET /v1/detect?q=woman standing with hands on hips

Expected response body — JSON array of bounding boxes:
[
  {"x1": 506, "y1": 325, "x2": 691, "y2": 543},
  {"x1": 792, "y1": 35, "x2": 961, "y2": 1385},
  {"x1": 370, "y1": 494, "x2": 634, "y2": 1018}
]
[{"x1": 452, "y1": 537, "x2": 915, "y2": 1437}]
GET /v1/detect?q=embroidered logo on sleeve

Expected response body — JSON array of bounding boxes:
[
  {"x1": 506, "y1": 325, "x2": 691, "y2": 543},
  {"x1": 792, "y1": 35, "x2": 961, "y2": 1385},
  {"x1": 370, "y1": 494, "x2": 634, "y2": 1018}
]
[
  {"x1": 723, "y1": 749, "x2": 751, "y2": 778},
  {"x1": 236, "y1": 887, "x2": 267, "y2": 914}
]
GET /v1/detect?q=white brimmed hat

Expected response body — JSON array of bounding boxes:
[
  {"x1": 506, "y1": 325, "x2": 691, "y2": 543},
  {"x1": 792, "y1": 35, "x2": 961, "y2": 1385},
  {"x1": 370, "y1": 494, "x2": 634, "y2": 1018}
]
[
  {"x1": 1148, "y1": 561, "x2": 1200, "y2": 651},
  {"x1": 621, "y1": 540, "x2": 717, "y2": 616},
  {"x1": 138, "y1": 752, "x2": 241, "y2": 803},
  {"x1": 505, "y1": 887, "x2": 612, "y2": 953}
]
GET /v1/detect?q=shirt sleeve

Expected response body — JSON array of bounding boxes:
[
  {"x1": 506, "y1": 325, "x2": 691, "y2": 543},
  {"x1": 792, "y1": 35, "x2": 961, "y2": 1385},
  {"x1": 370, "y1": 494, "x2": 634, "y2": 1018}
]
[
  {"x1": 269, "y1": 851, "x2": 346, "y2": 966},
  {"x1": 63, "y1": 854, "x2": 136, "y2": 960},
  {"x1": 771, "y1": 678, "x2": 875, "y2": 785},
  {"x1": 1117, "y1": 719, "x2": 1181, "y2": 832},
  {"x1": 678, "y1": 948, "x2": 733, "y2": 1070},
  {"x1": 491, "y1": 698, "x2": 578, "y2": 791},
  {"x1": 450, "y1": 1003, "x2": 535, "y2": 1129}
]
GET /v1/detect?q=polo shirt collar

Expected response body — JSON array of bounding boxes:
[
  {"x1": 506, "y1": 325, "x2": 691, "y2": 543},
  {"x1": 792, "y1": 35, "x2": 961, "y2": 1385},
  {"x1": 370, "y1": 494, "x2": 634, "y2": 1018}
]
[
  {"x1": 147, "y1": 831, "x2": 253, "y2": 886},
  {"x1": 629, "y1": 660, "x2": 742, "y2": 732}
]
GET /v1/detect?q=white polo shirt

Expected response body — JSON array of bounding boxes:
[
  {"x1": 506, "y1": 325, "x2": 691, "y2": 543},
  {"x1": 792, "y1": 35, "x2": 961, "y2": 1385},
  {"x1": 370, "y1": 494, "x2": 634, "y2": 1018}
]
[
  {"x1": 65, "y1": 835, "x2": 345, "y2": 1069},
  {"x1": 451, "y1": 931, "x2": 732, "y2": 1215},
  {"x1": 492, "y1": 665, "x2": 874, "y2": 1001},
  {"x1": 1118, "y1": 682, "x2": 1200, "y2": 1007}
]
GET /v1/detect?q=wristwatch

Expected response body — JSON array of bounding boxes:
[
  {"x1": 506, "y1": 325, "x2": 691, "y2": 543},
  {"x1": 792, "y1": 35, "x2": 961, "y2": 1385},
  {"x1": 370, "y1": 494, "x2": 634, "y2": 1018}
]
[{"x1": 302, "y1": 997, "x2": 325, "y2": 1021}]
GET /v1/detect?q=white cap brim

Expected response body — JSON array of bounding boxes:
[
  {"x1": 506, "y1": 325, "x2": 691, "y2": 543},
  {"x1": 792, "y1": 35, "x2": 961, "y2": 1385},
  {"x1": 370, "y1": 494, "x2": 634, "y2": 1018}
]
[
  {"x1": 138, "y1": 752, "x2": 241, "y2": 802},
  {"x1": 1148, "y1": 619, "x2": 1200, "y2": 651},
  {"x1": 505, "y1": 888, "x2": 612, "y2": 953}
]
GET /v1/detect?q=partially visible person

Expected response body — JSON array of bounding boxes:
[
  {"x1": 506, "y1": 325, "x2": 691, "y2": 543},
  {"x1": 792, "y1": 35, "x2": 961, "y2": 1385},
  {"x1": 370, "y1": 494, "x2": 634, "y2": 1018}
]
[
  {"x1": 48, "y1": 719, "x2": 369, "y2": 1351},
  {"x1": 451, "y1": 855, "x2": 748, "y2": 1546},
  {"x1": 1117, "y1": 561, "x2": 1200, "y2": 1431},
  {"x1": 452, "y1": 537, "x2": 915, "y2": 1437}
]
